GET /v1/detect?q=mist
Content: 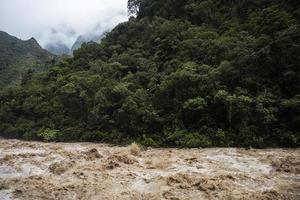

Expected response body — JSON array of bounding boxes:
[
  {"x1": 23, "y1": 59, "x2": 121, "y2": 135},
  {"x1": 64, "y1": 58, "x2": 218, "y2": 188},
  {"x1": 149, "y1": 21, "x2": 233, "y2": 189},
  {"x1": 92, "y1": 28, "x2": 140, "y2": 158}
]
[{"x1": 0, "y1": 0, "x2": 128, "y2": 48}]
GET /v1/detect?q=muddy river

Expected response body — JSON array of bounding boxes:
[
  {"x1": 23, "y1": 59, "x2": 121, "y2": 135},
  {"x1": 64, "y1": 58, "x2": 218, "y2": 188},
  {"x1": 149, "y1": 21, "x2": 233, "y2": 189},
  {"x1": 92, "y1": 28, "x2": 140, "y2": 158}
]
[{"x1": 0, "y1": 139, "x2": 299, "y2": 199}]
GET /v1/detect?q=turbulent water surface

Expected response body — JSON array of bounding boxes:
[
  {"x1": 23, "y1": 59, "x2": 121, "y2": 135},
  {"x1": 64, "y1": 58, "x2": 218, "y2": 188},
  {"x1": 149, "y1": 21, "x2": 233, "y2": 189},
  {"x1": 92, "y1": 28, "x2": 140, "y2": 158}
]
[{"x1": 0, "y1": 139, "x2": 299, "y2": 200}]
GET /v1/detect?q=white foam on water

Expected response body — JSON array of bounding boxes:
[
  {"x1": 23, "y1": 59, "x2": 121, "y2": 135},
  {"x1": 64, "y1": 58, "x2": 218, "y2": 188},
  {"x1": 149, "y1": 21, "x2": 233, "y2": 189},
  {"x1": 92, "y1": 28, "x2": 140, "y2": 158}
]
[
  {"x1": 3, "y1": 147, "x2": 46, "y2": 155},
  {"x1": 0, "y1": 190, "x2": 13, "y2": 200},
  {"x1": 167, "y1": 163, "x2": 211, "y2": 175},
  {"x1": 0, "y1": 166, "x2": 21, "y2": 179},
  {"x1": 62, "y1": 144, "x2": 88, "y2": 152},
  {"x1": 204, "y1": 154, "x2": 272, "y2": 175},
  {"x1": 0, "y1": 163, "x2": 47, "y2": 179},
  {"x1": 131, "y1": 178, "x2": 150, "y2": 193},
  {"x1": 21, "y1": 163, "x2": 47, "y2": 176}
]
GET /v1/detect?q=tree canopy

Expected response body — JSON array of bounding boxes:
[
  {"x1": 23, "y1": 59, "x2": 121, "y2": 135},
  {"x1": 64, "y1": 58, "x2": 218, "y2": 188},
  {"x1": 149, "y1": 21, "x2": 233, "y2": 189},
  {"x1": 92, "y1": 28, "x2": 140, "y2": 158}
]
[{"x1": 0, "y1": 0, "x2": 299, "y2": 147}]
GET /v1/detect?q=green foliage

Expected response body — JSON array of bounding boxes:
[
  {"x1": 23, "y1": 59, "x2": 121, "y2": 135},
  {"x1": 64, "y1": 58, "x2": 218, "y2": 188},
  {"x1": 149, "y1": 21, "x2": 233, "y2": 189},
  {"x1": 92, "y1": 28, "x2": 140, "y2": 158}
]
[
  {"x1": 165, "y1": 130, "x2": 212, "y2": 148},
  {"x1": 0, "y1": 0, "x2": 299, "y2": 147},
  {"x1": 140, "y1": 135, "x2": 160, "y2": 147},
  {"x1": 0, "y1": 32, "x2": 54, "y2": 87},
  {"x1": 37, "y1": 128, "x2": 59, "y2": 142}
]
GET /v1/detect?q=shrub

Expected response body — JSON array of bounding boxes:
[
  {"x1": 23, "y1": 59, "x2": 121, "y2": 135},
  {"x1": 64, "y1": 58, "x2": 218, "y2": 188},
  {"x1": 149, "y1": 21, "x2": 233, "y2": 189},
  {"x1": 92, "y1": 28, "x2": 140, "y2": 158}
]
[
  {"x1": 165, "y1": 130, "x2": 212, "y2": 148},
  {"x1": 37, "y1": 128, "x2": 59, "y2": 142},
  {"x1": 140, "y1": 137, "x2": 159, "y2": 147},
  {"x1": 184, "y1": 133, "x2": 212, "y2": 148},
  {"x1": 210, "y1": 129, "x2": 229, "y2": 147}
]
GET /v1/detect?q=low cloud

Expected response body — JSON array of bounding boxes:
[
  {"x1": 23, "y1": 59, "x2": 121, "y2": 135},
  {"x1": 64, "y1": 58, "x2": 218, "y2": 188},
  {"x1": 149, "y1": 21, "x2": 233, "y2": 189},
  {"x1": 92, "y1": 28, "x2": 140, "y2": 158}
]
[{"x1": 0, "y1": 0, "x2": 128, "y2": 47}]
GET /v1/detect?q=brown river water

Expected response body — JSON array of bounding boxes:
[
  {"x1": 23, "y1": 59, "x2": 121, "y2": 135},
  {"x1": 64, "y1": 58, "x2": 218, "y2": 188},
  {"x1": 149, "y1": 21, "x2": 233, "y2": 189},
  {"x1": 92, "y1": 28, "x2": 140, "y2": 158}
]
[{"x1": 0, "y1": 139, "x2": 299, "y2": 200}]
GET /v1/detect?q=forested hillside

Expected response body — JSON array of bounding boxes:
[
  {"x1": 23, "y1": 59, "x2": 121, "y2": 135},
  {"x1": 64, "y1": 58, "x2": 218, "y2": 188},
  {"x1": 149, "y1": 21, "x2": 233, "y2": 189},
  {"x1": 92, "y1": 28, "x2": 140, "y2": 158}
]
[
  {"x1": 0, "y1": 31, "x2": 54, "y2": 87},
  {"x1": 0, "y1": 0, "x2": 299, "y2": 147}
]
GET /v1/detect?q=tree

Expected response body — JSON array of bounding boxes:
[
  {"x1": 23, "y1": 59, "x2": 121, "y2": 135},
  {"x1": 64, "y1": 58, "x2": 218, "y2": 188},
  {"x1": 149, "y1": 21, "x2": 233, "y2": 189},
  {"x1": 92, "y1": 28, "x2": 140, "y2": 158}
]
[{"x1": 128, "y1": 0, "x2": 142, "y2": 16}]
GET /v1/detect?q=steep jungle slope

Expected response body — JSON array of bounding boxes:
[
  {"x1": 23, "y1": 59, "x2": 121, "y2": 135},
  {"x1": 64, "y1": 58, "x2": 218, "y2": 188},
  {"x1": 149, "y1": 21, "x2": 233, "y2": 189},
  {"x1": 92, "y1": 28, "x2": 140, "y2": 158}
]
[
  {"x1": 0, "y1": 0, "x2": 299, "y2": 147},
  {"x1": 0, "y1": 31, "x2": 54, "y2": 87}
]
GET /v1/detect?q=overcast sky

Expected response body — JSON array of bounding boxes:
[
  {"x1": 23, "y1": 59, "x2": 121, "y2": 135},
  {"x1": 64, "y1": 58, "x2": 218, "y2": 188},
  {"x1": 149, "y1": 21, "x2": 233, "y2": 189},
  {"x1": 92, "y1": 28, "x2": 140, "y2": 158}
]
[{"x1": 0, "y1": 0, "x2": 128, "y2": 48}]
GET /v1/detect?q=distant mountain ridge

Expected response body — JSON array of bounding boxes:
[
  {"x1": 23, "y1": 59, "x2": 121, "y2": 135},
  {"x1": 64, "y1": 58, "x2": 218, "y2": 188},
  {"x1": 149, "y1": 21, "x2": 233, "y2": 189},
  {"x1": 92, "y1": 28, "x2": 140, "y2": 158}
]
[
  {"x1": 45, "y1": 42, "x2": 70, "y2": 55},
  {"x1": 0, "y1": 31, "x2": 54, "y2": 87},
  {"x1": 71, "y1": 33, "x2": 106, "y2": 53},
  {"x1": 45, "y1": 32, "x2": 106, "y2": 56},
  {"x1": 70, "y1": 35, "x2": 86, "y2": 53}
]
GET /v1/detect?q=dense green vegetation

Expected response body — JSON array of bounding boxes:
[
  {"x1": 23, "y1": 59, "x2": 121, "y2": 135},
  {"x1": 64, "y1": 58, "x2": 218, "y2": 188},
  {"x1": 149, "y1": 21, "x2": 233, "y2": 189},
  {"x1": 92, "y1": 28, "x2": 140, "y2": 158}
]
[
  {"x1": 0, "y1": 0, "x2": 299, "y2": 147},
  {"x1": 0, "y1": 31, "x2": 54, "y2": 87}
]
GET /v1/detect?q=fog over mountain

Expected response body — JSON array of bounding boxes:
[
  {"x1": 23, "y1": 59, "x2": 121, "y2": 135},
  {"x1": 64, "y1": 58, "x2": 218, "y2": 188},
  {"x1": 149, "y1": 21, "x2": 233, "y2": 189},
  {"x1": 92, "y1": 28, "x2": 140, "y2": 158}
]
[{"x1": 0, "y1": 0, "x2": 128, "y2": 49}]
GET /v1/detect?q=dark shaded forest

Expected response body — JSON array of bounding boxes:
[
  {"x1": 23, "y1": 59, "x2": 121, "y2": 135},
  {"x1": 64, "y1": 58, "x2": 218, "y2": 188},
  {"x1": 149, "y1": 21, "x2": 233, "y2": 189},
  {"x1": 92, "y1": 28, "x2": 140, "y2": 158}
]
[{"x1": 0, "y1": 0, "x2": 299, "y2": 147}]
